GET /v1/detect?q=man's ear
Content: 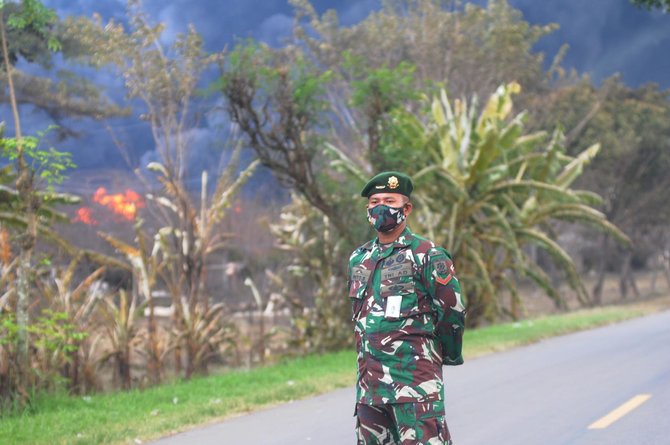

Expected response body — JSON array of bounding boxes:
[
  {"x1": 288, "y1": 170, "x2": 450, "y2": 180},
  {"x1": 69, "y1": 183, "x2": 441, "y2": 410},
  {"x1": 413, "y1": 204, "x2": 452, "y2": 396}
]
[{"x1": 404, "y1": 201, "x2": 413, "y2": 215}]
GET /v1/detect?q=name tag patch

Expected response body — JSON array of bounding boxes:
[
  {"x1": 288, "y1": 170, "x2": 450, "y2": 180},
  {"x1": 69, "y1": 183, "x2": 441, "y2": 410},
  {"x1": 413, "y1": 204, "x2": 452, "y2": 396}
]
[
  {"x1": 381, "y1": 261, "x2": 412, "y2": 281},
  {"x1": 351, "y1": 267, "x2": 371, "y2": 282}
]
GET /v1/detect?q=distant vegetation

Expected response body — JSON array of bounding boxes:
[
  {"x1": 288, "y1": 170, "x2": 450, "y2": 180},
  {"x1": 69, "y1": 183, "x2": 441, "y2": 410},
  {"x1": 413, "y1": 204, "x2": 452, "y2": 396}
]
[
  {"x1": 1, "y1": 0, "x2": 669, "y2": 410},
  {"x1": 631, "y1": 0, "x2": 670, "y2": 12}
]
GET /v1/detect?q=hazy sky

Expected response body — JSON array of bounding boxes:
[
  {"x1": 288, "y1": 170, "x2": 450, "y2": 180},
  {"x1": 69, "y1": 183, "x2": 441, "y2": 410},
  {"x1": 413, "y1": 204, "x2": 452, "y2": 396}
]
[{"x1": 18, "y1": 1, "x2": 670, "y2": 175}]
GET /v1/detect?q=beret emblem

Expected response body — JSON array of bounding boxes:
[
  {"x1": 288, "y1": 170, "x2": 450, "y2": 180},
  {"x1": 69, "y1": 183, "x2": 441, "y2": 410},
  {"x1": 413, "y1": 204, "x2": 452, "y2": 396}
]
[{"x1": 388, "y1": 176, "x2": 399, "y2": 189}]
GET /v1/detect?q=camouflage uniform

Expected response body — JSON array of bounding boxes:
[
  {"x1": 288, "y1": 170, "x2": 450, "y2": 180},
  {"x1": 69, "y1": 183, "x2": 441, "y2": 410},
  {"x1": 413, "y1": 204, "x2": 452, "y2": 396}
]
[{"x1": 349, "y1": 226, "x2": 465, "y2": 444}]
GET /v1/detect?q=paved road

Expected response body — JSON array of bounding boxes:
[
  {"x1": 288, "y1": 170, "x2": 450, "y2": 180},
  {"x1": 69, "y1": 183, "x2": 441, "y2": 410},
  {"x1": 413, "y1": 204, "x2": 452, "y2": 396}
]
[{"x1": 151, "y1": 310, "x2": 670, "y2": 445}]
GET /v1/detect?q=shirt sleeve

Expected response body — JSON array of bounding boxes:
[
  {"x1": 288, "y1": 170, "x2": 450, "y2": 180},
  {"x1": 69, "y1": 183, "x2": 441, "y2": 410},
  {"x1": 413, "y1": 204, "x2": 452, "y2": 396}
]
[{"x1": 424, "y1": 247, "x2": 466, "y2": 366}]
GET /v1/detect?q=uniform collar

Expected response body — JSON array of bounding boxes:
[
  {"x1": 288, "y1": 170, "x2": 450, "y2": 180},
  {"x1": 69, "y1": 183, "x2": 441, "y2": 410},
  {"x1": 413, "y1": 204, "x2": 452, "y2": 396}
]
[{"x1": 362, "y1": 226, "x2": 414, "y2": 251}]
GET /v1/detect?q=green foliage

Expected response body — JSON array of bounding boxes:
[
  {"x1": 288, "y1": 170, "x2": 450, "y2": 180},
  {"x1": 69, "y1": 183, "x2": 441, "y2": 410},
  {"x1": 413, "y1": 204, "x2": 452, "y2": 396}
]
[
  {"x1": 76, "y1": 7, "x2": 262, "y2": 384},
  {"x1": 223, "y1": 41, "x2": 334, "y2": 128},
  {"x1": 364, "y1": 83, "x2": 628, "y2": 324},
  {"x1": 0, "y1": 127, "x2": 79, "y2": 241},
  {"x1": 0, "y1": 308, "x2": 89, "y2": 399},
  {"x1": 537, "y1": 77, "x2": 670, "y2": 299},
  {"x1": 0, "y1": 127, "x2": 76, "y2": 189},
  {"x1": 348, "y1": 56, "x2": 418, "y2": 110},
  {"x1": 5, "y1": 0, "x2": 56, "y2": 32},
  {"x1": 630, "y1": 0, "x2": 670, "y2": 12},
  {"x1": 546, "y1": 78, "x2": 670, "y2": 229},
  {"x1": 221, "y1": 0, "x2": 617, "y2": 342},
  {"x1": 348, "y1": 57, "x2": 421, "y2": 168},
  {"x1": 30, "y1": 309, "x2": 87, "y2": 357},
  {"x1": 1, "y1": 0, "x2": 60, "y2": 67},
  {"x1": 1, "y1": 1, "x2": 128, "y2": 135},
  {"x1": 172, "y1": 300, "x2": 236, "y2": 374},
  {"x1": 291, "y1": 0, "x2": 556, "y2": 102},
  {"x1": 268, "y1": 193, "x2": 354, "y2": 352},
  {"x1": 96, "y1": 289, "x2": 145, "y2": 391},
  {"x1": 36, "y1": 256, "x2": 107, "y2": 392}
]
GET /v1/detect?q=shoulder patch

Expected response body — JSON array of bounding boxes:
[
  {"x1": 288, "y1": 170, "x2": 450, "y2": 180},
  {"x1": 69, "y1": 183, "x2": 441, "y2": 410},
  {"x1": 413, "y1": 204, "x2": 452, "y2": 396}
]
[
  {"x1": 435, "y1": 274, "x2": 452, "y2": 286},
  {"x1": 434, "y1": 259, "x2": 448, "y2": 275},
  {"x1": 428, "y1": 247, "x2": 455, "y2": 286}
]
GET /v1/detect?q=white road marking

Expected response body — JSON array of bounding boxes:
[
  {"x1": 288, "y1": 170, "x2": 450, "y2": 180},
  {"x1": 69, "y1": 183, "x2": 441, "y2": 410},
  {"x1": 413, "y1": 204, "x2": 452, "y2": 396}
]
[{"x1": 588, "y1": 394, "x2": 652, "y2": 430}]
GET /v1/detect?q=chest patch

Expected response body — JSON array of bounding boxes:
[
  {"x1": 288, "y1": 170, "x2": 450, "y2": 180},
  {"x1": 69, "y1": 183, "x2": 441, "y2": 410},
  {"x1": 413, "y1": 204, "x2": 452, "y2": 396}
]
[
  {"x1": 380, "y1": 259, "x2": 413, "y2": 281},
  {"x1": 380, "y1": 281, "x2": 414, "y2": 294},
  {"x1": 351, "y1": 267, "x2": 372, "y2": 283}
]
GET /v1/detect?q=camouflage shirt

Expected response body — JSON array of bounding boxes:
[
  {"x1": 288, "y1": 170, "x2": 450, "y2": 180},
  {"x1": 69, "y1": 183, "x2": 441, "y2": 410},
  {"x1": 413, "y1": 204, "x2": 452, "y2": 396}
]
[{"x1": 348, "y1": 226, "x2": 465, "y2": 405}]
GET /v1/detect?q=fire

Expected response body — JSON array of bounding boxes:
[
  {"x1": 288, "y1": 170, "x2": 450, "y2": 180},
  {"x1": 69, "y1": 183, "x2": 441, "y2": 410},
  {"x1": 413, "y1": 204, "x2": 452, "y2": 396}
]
[
  {"x1": 73, "y1": 207, "x2": 98, "y2": 226},
  {"x1": 93, "y1": 187, "x2": 144, "y2": 221},
  {"x1": 0, "y1": 229, "x2": 11, "y2": 265},
  {"x1": 73, "y1": 187, "x2": 144, "y2": 225}
]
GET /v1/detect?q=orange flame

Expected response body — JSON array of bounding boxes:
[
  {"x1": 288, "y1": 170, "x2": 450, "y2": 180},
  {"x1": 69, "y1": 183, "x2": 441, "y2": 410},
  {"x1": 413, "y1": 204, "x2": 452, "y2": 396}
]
[
  {"x1": 0, "y1": 228, "x2": 11, "y2": 265},
  {"x1": 73, "y1": 187, "x2": 144, "y2": 225},
  {"x1": 93, "y1": 187, "x2": 144, "y2": 221},
  {"x1": 73, "y1": 207, "x2": 99, "y2": 226}
]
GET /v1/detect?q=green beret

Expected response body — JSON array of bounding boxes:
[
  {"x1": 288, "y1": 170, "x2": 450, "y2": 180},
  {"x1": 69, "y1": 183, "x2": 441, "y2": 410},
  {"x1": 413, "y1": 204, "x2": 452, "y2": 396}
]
[{"x1": 361, "y1": 171, "x2": 413, "y2": 198}]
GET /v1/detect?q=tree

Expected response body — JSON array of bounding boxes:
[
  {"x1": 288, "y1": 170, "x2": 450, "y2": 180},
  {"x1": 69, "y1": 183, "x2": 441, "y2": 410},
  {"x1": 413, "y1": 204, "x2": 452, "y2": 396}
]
[
  {"x1": 72, "y1": 3, "x2": 259, "y2": 379},
  {"x1": 219, "y1": 0, "x2": 629, "y2": 340},
  {"x1": 0, "y1": 0, "x2": 127, "y2": 139},
  {"x1": 0, "y1": 1, "x2": 127, "y2": 402},
  {"x1": 541, "y1": 77, "x2": 670, "y2": 302},
  {"x1": 383, "y1": 84, "x2": 628, "y2": 322},
  {"x1": 0, "y1": 0, "x2": 80, "y2": 400},
  {"x1": 289, "y1": 0, "x2": 561, "y2": 165},
  {"x1": 631, "y1": 0, "x2": 670, "y2": 12},
  {"x1": 221, "y1": 42, "x2": 352, "y2": 237},
  {"x1": 1, "y1": 0, "x2": 53, "y2": 397},
  {"x1": 291, "y1": 0, "x2": 555, "y2": 98},
  {"x1": 223, "y1": 0, "x2": 567, "y2": 234}
]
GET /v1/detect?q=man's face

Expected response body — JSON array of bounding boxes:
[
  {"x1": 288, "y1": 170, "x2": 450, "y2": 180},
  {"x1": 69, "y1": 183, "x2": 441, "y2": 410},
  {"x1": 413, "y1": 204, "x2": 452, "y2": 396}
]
[{"x1": 367, "y1": 193, "x2": 412, "y2": 214}]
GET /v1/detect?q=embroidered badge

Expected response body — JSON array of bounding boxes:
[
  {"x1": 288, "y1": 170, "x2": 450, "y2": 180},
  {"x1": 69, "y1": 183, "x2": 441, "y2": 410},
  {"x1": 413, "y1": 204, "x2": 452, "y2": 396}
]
[
  {"x1": 436, "y1": 274, "x2": 453, "y2": 286},
  {"x1": 388, "y1": 176, "x2": 399, "y2": 189},
  {"x1": 434, "y1": 260, "x2": 448, "y2": 275}
]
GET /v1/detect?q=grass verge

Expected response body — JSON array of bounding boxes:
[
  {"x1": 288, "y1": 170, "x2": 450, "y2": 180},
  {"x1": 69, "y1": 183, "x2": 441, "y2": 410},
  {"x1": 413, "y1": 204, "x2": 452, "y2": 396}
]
[{"x1": 1, "y1": 296, "x2": 668, "y2": 445}]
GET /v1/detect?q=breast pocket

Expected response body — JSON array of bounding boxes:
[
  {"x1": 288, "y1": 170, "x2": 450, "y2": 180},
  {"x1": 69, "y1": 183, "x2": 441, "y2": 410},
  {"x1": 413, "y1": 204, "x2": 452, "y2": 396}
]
[{"x1": 380, "y1": 260, "x2": 419, "y2": 319}]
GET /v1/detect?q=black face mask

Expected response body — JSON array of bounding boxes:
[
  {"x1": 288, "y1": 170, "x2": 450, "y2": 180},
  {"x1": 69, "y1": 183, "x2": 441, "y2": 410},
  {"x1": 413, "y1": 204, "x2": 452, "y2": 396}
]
[{"x1": 367, "y1": 204, "x2": 406, "y2": 232}]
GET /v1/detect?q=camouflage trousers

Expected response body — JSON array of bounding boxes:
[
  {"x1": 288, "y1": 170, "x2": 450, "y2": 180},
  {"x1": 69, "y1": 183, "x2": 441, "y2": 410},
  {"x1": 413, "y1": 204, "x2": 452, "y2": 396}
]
[{"x1": 355, "y1": 401, "x2": 452, "y2": 445}]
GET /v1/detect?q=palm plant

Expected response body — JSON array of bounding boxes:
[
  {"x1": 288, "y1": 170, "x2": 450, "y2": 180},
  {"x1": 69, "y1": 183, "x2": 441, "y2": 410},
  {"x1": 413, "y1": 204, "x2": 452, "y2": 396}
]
[
  {"x1": 268, "y1": 193, "x2": 352, "y2": 352},
  {"x1": 386, "y1": 83, "x2": 628, "y2": 323},
  {"x1": 146, "y1": 154, "x2": 259, "y2": 378},
  {"x1": 36, "y1": 255, "x2": 107, "y2": 392},
  {"x1": 170, "y1": 299, "x2": 235, "y2": 375},
  {"x1": 75, "y1": 7, "x2": 260, "y2": 379},
  {"x1": 99, "y1": 226, "x2": 163, "y2": 385},
  {"x1": 96, "y1": 289, "x2": 146, "y2": 390}
]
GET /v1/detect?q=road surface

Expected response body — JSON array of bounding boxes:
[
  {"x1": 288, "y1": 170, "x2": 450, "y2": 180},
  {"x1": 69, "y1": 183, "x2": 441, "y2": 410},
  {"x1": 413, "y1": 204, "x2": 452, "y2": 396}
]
[{"x1": 151, "y1": 310, "x2": 670, "y2": 444}]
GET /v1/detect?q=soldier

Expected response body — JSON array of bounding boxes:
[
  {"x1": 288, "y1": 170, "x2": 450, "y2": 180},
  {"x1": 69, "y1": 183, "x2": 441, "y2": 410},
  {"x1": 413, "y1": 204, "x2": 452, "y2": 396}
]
[{"x1": 349, "y1": 171, "x2": 466, "y2": 445}]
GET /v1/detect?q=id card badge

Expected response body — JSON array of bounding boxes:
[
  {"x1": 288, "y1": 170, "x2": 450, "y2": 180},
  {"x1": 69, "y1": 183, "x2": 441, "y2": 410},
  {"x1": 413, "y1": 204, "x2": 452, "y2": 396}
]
[{"x1": 385, "y1": 295, "x2": 402, "y2": 318}]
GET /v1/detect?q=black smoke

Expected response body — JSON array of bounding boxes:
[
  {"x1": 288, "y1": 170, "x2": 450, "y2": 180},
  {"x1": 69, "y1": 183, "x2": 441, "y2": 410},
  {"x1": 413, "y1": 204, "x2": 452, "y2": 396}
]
[{"x1": 13, "y1": 0, "x2": 670, "y2": 179}]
